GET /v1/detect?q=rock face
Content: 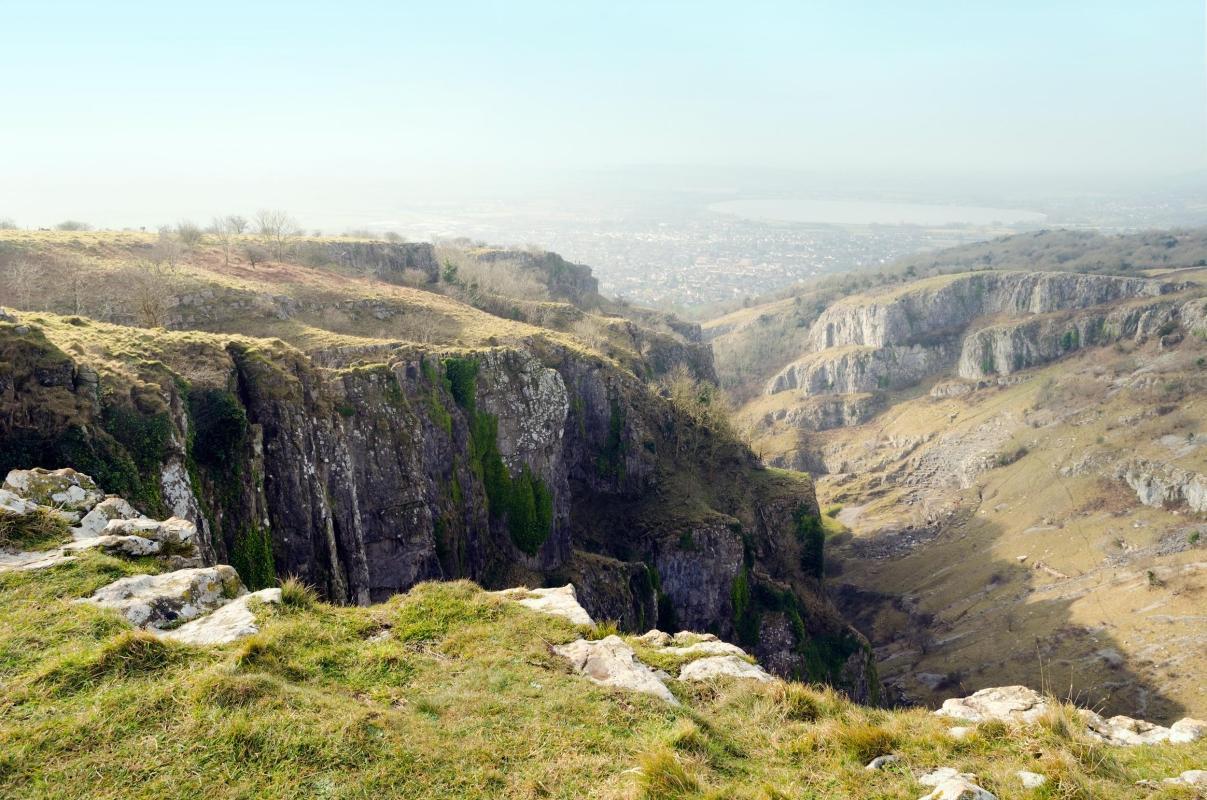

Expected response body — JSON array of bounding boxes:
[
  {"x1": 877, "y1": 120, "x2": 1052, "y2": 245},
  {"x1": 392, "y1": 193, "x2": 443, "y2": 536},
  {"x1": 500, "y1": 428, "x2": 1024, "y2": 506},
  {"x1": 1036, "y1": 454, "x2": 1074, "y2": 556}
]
[
  {"x1": 79, "y1": 566, "x2": 245, "y2": 629},
  {"x1": 553, "y1": 635, "x2": 678, "y2": 704},
  {"x1": 1118, "y1": 459, "x2": 1207, "y2": 513},
  {"x1": 760, "y1": 271, "x2": 1199, "y2": 431},
  {"x1": 0, "y1": 314, "x2": 879, "y2": 701}
]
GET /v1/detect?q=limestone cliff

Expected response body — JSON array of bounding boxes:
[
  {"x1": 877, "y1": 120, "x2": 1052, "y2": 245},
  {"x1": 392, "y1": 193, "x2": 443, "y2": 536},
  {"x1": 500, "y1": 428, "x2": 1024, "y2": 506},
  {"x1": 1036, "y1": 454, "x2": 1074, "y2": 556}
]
[{"x1": 0, "y1": 311, "x2": 878, "y2": 700}]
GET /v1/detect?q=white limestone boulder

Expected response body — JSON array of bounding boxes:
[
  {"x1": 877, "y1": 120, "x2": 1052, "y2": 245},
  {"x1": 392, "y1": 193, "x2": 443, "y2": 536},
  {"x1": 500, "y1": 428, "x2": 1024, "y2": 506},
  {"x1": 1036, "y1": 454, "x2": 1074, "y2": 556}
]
[
  {"x1": 678, "y1": 655, "x2": 772, "y2": 683},
  {"x1": 103, "y1": 516, "x2": 197, "y2": 550},
  {"x1": 75, "y1": 497, "x2": 142, "y2": 538},
  {"x1": 935, "y1": 685, "x2": 1052, "y2": 724},
  {"x1": 661, "y1": 640, "x2": 748, "y2": 658},
  {"x1": 3, "y1": 468, "x2": 103, "y2": 512},
  {"x1": 553, "y1": 635, "x2": 676, "y2": 704},
  {"x1": 492, "y1": 584, "x2": 594, "y2": 626},
  {"x1": 917, "y1": 778, "x2": 996, "y2": 800},
  {"x1": 78, "y1": 565, "x2": 245, "y2": 629},
  {"x1": 1170, "y1": 718, "x2": 1207, "y2": 744},
  {"x1": 61, "y1": 535, "x2": 161, "y2": 557},
  {"x1": 0, "y1": 488, "x2": 38, "y2": 515},
  {"x1": 1016, "y1": 771, "x2": 1047, "y2": 789},
  {"x1": 161, "y1": 588, "x2": 282, "y2": 645}
]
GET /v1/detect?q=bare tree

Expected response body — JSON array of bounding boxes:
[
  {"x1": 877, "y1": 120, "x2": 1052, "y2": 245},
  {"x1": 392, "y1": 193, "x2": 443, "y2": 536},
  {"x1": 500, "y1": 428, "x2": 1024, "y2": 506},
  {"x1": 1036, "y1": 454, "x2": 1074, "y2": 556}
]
[
  {"x1": 129, "y1": 260, "x2": 176, "y2": 327},
  {"x1": 175, "y1": 220, "x2": 204, "y2": 248},
  {"x1": 225, "y1": 214, "x2": 249, "y2": 234},
  {"x1": 0, "y1": 218, "x2": 18, "y2": 230},
  {"x1": 255, "y1": 208, "x2": 299, "y2": 261},
  {"x1": 151, "y1": 226, "x2": 183, "y2": 266},
  {"x1": 3, "y1": 260, "x2": 40, "y2": 307},
  {"x1": 55, "y1": 220, "x2": 91, "y2": 231},
  {"x1": 211, "y1": 216, "x2": 236, "y2": 265},
  {"x1": 244, "y1": 243, "x2": 268, "y2": 268}
]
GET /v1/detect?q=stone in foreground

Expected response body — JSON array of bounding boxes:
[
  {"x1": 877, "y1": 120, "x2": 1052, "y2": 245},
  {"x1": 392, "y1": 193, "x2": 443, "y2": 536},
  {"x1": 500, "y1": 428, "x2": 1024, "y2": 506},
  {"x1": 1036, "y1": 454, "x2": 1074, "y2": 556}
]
[
  {"x1": 61, "y1": 534, "x2": 161, "y2": 557},
  {"x1": 75, "y1": 496, "x2": 142, "y2": 538},
  {"x1": 553, "y1": 635, "x2": 676, "y2": 704},
  {"x1": 492, "y1": 584, "x2": 594, "y2": 626},
  {"x1": 78, "y1": 565, "x2": 245, "y2": 629},
  {"x1": 935, "y1": 685, "x2": 1051, "y2": 724},
  {"x1": 917, "y1": 778, "x2": 996, "y2": 800},
  {"x1": 678, "y1": 655, "x2": 773, "y2": 683},
  {"x1": 1016, "y1": 771, "x2": 1046, "y2": 789},
  {"x1": 3, "y1": 468, "x2": 103, "y2": 512},
  {"x1": 0, "y1": 550, "x2": 76, "y2": 573},
  {"x1": 161, "y1": 588, "x2": 282, "y2": 645},
  {"x1": 1164, "y1": 770, "x2": 1207, "y2": 788}
]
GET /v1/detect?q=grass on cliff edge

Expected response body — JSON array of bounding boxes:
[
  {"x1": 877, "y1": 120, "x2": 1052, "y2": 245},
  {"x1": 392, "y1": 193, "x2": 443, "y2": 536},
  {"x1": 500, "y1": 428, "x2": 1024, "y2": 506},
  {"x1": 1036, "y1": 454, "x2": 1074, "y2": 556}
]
[{"x1": 0, "y1": 553, "x2": 1204, "y2": 800}]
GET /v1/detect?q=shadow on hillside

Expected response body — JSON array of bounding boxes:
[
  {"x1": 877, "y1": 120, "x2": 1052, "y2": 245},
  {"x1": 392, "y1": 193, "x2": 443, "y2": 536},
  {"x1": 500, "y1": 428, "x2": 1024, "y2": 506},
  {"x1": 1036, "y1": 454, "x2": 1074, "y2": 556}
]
[{"x1": 828, "y1": 515, "x2": 1188, "y2": 724}]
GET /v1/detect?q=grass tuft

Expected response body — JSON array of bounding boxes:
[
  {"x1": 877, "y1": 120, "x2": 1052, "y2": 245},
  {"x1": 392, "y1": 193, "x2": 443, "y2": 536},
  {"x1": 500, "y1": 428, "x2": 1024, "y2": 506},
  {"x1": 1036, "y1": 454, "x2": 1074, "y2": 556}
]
[
  {"x1": 636, "y1": 747, "x2": 702, "y2": 799},
  {"x1": 0, "y1": 507, "x2": 71, "y2": 551},
  {"x1": 279, "y1": 575, "x2": 318, "y2": 610}
]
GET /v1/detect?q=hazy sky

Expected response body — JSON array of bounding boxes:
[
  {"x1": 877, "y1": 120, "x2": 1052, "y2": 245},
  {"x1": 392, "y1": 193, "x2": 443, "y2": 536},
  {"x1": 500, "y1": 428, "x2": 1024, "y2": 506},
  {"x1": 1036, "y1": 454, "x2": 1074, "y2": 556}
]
[{"x1": 2, "y1": 1, "x2": 1204, "y2": 227}]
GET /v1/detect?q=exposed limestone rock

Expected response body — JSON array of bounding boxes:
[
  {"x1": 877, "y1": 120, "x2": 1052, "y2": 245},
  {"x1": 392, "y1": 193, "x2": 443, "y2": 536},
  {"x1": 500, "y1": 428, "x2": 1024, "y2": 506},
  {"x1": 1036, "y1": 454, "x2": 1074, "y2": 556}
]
[
  {"x1": 61, "y1": 534, "x2": 160, "y2": 557},
  {"x1": 935, "y1": 685, "x2": 1053, "y2": 724},
  {"x1": 553, "y1": 635, "x2": 676, "y2": 704},
  {"x1": 635, "y1": 630, "x2": 672, "y2": 647},
  {"x1": 1016, "y1": 771, "x2": 1047, "y2": 789},
  {"x1": 678, "y1": 655, "x2": 772, "y2": 682},
  {"x1": 0, "y1": 488, "x2": 38, "y2": 515},
  {"x1": 3, "y1": 468, "x2": 103, "y2": 512},
  {"x1": 1080, "y1": 710, "x2": 1207, "y2": 746},
  {"x1": 78, "y1": 566, "x2": 245, "y2": 629},
  {"x1": 865, "y1": 754, "x2": 900, "y2": 770},
  {"x1": 75, "y1": 496, "x2": 142, "y2": 538},
  {"x1": 0, "y1": 550, "x2": 75, "y2": 573},
  {"x1": 491, "y1": 584, "x2": 594, "y2": 626},
  {"x1": 1118, "y1": 460, "x2": 1207, "y2": 514},
  {"x1": 660, "y1": 640, "x2": 748, "y2": 658},
  {"x1": 1163, "y1": 770, "x2": 1207, "y2": 788},
  {"x1": 917, "y1": 769, "x2": 996, "y2": 800},
  {"x1": 917, "y1": 778, "x2": 996, "y2": 800},
  {"x1": 103, "y1": 516, "x2": 197, "y2": 549},
  {"x1": 938, "y1": 686, "x2": 1207, "y2": 747},
  {"x1": 161, "y1": 588, "x2": 282, "y2": 645},
  {"x1": 767, "y1": 344, "x2": 952, "y2": 396}
]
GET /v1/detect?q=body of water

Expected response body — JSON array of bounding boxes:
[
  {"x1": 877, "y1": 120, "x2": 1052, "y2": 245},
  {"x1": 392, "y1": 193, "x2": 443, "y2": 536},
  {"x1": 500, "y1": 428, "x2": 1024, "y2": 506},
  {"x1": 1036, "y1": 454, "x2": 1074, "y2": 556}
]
[{"x1": 709, "y1": 197, "x2": 1047, "y2": 227}]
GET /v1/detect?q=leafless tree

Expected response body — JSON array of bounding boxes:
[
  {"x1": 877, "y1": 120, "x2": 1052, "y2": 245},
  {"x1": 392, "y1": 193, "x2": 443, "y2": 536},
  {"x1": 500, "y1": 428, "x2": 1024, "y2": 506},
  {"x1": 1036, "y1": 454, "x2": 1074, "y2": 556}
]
[
  {"x1": 244, "y1": 243, "x2": 268, "y2": 268},
  {"x1": 211, "y1": 216, "x2": 236, "y2": 265},
  {"x1": 151, "y1": 226, "x2": 183, "y2": 266},
  {"x1": 255, "y1": 208, "x2": 299, "y2": 260},
  {"x1": 3, "y1": 260, "x2": 40, "y2": 307},
  {"x1": 175, "y1": 220, "x2": 204, "y2": 248},
  {"x1": 0, "y1": 218, "x2": 18, "y2": 230},
  {"x1": 129, "y1": 260, "x2": 176, "y2": 328},
  {"x1": 225, "y1": 214, "x2": 249, "y2": 234},
  {"x1": 55, "y1": 220, "x2": 91, "y2": 231}
]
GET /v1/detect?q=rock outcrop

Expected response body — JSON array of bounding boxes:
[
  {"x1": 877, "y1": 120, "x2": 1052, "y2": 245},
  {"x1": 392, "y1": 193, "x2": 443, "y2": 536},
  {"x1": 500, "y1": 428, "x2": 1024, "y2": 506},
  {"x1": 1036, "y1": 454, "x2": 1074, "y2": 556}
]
[
  {"x1": 936, "y1": 685, "x2": 1207, "y2": 746},
  {"x1": 760, "y1": 271, "x2": 1201, "y2": 430},
  {"x1": 678, "y1": 655, "x2": 772, "y2": 682},
  {"x1": 1118, "y1": 459, "x2": 1207, "y2": 513},
  {"x1": 553, "y1": 635, "x2": 678, "y2": 704},
  {"x1": 161, "y1": 588, "x2": 282, "y2": 645},
  {"x1": 3, "y1": 467, "x2": 102, "y2": 512},
  {"x1": 79, "y1": 565, "x2": 245, "y2": 629},
  {"x1": 0, "y1": 312, "x2": 879, "y2": 700}
]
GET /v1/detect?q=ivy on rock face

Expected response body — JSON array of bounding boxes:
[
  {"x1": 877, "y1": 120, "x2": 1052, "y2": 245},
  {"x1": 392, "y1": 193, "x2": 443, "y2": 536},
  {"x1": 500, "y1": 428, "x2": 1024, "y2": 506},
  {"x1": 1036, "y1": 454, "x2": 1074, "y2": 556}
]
[{"x1": 442, "y1": 357, "x2": 555, "y2": 557}]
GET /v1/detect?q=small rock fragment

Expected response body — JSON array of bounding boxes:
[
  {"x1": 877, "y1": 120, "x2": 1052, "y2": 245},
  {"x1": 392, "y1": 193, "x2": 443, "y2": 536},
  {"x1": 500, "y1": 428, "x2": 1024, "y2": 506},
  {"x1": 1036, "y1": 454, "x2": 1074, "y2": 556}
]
[
  {"x1": 865, "y1": 754, "x2": 900, "y2": 770},
  {"x1": 1016, "y1": 770, "x2": 1046, "y2": 789}
]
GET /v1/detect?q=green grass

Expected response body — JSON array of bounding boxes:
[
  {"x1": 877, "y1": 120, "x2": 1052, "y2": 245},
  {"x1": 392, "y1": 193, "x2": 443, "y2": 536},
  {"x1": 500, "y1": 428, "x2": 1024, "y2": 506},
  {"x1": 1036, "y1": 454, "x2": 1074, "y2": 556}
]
[
  {"x1": 1, "y1": 553, "x2": 1203, "y2": 799},
  {"x1": 0, "y1": 508, "x2": 71, "y2": 551}
]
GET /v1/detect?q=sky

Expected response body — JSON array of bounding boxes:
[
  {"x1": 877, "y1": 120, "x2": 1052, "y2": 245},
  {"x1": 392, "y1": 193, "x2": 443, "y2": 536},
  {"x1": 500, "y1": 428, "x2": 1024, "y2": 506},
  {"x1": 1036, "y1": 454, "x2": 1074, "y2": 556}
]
[{"x1": 1, "y1": 0, "x2": 1204, "y2": 227}]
